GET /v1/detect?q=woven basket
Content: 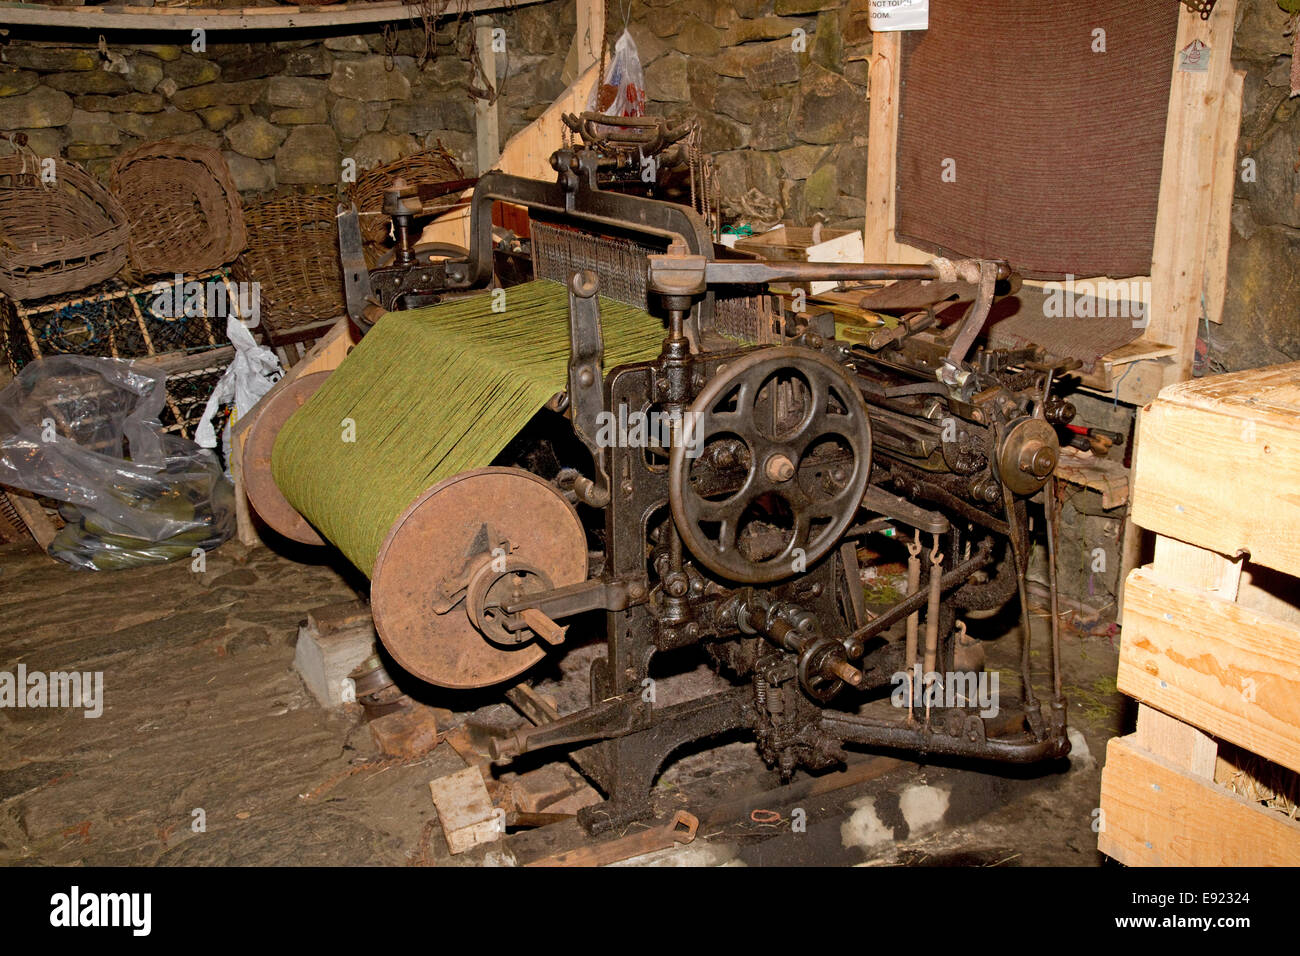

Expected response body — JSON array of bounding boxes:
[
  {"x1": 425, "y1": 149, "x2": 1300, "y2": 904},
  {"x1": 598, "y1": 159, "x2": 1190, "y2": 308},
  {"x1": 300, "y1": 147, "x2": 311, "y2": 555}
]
[
  {"x1": 346, "y1": 144, "x2": 464, "y2": 267},
  {"x1": 111, "y1": 140, "x2": 246, "y2": 277},
  {"x1": 232, "y1": 187, "x2": 346, "y2": 334},
  {"x1": 0, "y1": 155, "x2": 129, "y2": 300}
]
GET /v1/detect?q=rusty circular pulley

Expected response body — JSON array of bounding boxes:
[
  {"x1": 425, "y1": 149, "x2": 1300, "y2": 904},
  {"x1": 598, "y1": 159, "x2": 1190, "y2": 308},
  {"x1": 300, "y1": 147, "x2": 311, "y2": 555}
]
[
  {"x1": 242, "y1": 370, "x2": 330, "y2": 546},
  {"x1": 370, "y1": 467, "x2": 588, "y2": 689}
]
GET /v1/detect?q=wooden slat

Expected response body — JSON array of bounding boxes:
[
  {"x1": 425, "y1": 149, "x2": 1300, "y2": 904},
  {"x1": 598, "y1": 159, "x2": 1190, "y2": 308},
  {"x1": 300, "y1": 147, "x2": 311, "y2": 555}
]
[
  {"x1": 1134, "y1": 703, "x2": 1217, "y2": 777},
  {"x1": 863, "y1": 31, "x2": 929, "y2": 266},
  {"x1": 1098, "y1": 735, "x2": 1300, "y2": 865},
  {"x1": 1205, "y1": 69, "x2": 1245, "y2": 325},
  {"x1": 1119, "y1": 565, "x2": 1300, "y2": 774},
  {"x1": 1, "y1": 488, "x2": 56, "y2": 549},
  {"x1": 0, "y1": 0, "x2": 545, "y2": 31},
  {"x1": 419, "y1": 62, "x2": 600, "y2": 249},
  {"x1": 1145, "y1": 0, "x2": 1240, "y2": 388},
  {"x1": 1130, "y1": 372, "x2": 1300, "y2": 578},
  {"x1": 474, "y1": 15, "x2": 500, "y2": 175},
  {"x1": 135, "y1": 345, "x2": 235, "y2": 376},
  {"x1": 863, "y1": 31, "x2": 900, "y2": 264}
]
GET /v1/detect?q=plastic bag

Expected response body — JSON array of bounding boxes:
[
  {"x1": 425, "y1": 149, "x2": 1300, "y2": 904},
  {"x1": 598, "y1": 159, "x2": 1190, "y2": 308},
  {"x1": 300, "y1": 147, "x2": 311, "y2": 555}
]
[
  {"x1": 589, "y1": 29, "x2": 646, "y2": 117},
  {"x1": 194, "y1": 315, "x2": 283, "y2": 466},
  {"x1": 0, "y1": 355, "x2": 234, "y2": 570}
]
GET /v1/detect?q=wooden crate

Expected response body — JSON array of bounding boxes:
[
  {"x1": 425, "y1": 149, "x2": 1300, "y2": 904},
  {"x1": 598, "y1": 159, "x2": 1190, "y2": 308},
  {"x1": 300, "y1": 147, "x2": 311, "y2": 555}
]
[{"x1": 1099, "y1": 362, "x2": 1300, "y2": 865}]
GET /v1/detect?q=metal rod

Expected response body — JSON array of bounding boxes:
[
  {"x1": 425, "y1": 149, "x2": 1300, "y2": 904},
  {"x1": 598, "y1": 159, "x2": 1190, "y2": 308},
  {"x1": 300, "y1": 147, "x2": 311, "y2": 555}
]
[
  {"x1": 904, "y1": 540, "x2": 921, "y2": 719},
  {"x1": 923, "y1": 535, "x2": 943, "y2": 724},
  {"x1": 1044, "y1": 476, "x2": 1063, "y2": 704},
  {"x1": 1001, "y1": 483, "x2": 1038, "y2": 710}
]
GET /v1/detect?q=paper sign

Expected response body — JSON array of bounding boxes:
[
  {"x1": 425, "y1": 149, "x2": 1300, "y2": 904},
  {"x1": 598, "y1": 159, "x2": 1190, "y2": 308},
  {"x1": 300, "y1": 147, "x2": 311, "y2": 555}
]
[
  {"x1": 868, "y1": 0, "x2": 929, "y2": 32},
  {"x1": 1179, "y1": 39, "x2": 1210, "y2": 72}
]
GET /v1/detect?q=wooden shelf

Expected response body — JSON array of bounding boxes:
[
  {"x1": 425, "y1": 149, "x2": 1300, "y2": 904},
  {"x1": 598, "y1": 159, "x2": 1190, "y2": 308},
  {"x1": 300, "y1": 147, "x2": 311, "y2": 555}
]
[{"x1": 0, "y1": 0, "x2": 541, "y2": 32}]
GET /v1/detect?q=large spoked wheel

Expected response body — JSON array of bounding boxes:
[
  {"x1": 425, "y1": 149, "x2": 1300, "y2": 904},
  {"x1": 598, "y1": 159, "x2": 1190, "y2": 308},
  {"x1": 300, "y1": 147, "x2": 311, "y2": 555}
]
[{"x1": 669, "y1": 348, "x2": 872, "y2": 584}]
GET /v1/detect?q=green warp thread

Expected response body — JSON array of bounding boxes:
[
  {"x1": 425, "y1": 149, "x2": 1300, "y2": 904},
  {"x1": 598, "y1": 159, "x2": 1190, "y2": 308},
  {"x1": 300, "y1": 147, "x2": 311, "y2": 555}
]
[{"x1": 271, "y1": 279, "x2": 666, "y2": 577}]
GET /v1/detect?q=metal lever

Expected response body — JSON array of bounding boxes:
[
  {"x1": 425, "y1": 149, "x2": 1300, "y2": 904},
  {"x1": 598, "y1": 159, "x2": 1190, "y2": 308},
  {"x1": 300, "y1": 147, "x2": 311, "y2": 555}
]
[
  {"x1": 566, "y1": 270, "x2": 611, "y2": 507},
  {"x1": 338, "y1": 203, "x2": 381, "y2": 334},
  {"x1": 646, "y1": 243, "x2": 1012, "y2": 298}
]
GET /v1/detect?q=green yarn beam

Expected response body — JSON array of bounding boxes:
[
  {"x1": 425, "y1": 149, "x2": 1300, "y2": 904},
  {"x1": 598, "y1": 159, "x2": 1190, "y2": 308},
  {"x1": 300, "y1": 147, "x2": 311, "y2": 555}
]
[{"x1": 271, "y1": 279, "x2": 666, "y2": 577}]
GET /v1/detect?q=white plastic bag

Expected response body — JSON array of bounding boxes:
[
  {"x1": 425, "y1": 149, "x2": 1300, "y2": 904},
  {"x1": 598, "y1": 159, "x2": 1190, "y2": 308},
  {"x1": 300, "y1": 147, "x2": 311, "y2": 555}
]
[
  {"x1": 194, "y1": 315, "x2": 283, "y2": 460},
  {"x1": 589, "y1": 29, "x2": 646, "y2": 117}
]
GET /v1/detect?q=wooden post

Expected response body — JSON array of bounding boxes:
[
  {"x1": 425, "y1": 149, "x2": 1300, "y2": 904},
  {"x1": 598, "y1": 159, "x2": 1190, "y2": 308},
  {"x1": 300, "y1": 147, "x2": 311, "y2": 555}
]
[
  {"x1": 1145, "y1": 0, "x2": 1240, "y2": 388},
  {"x1": 474, "y1": 15, "x2": 501, "y2": 176},
  {"x1": 576, "y1": 0, "x2": 601, "y2": 75}
]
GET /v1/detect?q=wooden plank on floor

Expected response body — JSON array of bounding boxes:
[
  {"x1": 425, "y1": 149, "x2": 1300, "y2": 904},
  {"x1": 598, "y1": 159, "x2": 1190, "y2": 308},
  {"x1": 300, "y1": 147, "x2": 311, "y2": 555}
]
[
  {"x1": 1119, "y1": 566, "x2": 1300, "y2": 774},
  {"x1": 1098, "y1": 735, "x2": 1300, "y2": 866}
]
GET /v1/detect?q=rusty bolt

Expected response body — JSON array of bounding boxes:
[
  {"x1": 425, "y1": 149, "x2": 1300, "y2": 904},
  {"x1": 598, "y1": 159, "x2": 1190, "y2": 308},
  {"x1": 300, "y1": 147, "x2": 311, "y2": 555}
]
[{"x1": 764, "y1": 453, "x2": 796, "y2": 483}]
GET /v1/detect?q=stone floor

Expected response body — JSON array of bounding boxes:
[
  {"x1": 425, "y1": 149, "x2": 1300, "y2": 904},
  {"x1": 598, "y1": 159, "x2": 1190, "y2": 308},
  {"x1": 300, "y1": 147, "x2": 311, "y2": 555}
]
[{"x1": 0, "y1": 535, "x2": 1128, "y2": 866}]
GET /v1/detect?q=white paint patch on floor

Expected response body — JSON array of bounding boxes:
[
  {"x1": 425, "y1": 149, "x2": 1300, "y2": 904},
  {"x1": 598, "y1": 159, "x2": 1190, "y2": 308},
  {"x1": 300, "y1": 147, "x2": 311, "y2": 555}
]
[
  {"x1": 898, "y1": 782, "x2": 950, "y2": 831},
  {"x1": 840, "y1": 794, "x2": 893, "y2": 850},
  {"x1": 1067, "y1": 727, "x2": 1095, "y2": 770},
  {"x1": 841, "y1": 783, "x2": 952, "y2": 852}
]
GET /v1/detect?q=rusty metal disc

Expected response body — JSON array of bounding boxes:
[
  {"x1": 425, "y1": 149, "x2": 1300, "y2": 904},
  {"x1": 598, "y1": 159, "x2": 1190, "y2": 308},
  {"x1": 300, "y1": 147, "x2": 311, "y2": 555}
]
[
  {"x1": 370, "y1": 467, "x2": 588, "y2": 689},
  {"x1": 242, "y1": 371, "x2": 330, "y2": 546}
]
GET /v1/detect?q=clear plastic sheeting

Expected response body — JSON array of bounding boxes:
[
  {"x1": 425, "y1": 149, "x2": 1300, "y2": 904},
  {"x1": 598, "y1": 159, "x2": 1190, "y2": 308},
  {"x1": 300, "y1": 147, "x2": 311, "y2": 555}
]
[
  {"x1": 0, "y1": 355, "x2": 234, "y2": 570},
  {"x1": 589, "y1": 29, "x2": 646, "y2": 118}
]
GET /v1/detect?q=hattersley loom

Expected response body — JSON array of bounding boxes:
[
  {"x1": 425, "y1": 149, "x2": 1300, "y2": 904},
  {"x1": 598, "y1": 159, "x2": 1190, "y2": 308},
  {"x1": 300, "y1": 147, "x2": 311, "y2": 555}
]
[{"x1": 243, "y1": 147, "x2": 1075, "y2": 833}]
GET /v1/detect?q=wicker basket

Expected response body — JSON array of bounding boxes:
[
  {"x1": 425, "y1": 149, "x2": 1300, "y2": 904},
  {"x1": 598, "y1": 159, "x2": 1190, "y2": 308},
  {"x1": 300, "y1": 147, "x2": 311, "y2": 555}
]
[
  {"x1": 232, "y1": 187, "x2": 346, "y2": 334},
  {"x1": 346, "y1": 144, "x2": 464, "y2": 266},
  {"x1": 0, "y1": 155, "x2": 129, "y2": 301},
  {"x1": 111, "y1": 140, "x2": 247, "y2": 277}
]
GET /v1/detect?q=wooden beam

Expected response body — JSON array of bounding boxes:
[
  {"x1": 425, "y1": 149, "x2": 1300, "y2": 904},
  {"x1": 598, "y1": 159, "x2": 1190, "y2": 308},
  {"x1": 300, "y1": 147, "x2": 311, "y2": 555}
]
[
  {"x1": 575, "y1": 0, "x2": 601, "y2": 76},
  {"x1": 1134, "y1": 704, "x2": 1218, "y2": 778},
  {"x1": 0, "y1": 0, "x2": 546, "y2": 32},
  {"x1": 1119, "y1": 564, "x2": 1300, "y2": 774},
  {"x1": 418, "y1": 61, "x2": 600, "y2": 249},
  {"x1": 1145, "y1": 0, "x2": 1240, "y2": 387},
  {"x1": 474, "y1": 15, "x2": 501, "y2": 175},
  {"x1": 864, "y1": 31, "x2": 928, "y2": 266},
  {"x1": 1099, "y1": 735, "x2": 1300, "y2": 866},
  {"x1": 1, "y1": 488, "x2": 56, "y2": 550},
  {"x1": 863, "y1": 31, "x2": 899, "y2": 263},
  {"x1": 1205, "y1": 68, "x2": 1246, "y2": 326},
  {"x1": 1129, "y1": 364, "x2": 1300, "y2": 578}
]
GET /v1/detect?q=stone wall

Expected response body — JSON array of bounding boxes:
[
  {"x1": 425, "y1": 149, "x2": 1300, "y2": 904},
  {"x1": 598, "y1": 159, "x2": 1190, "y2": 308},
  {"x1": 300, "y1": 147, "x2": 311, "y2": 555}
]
[
  {"x1": 0, "y1": 1, "x2": 576, "y2": 194},
  {"x1": 1216, "y1": 0, "x2": 1300, "y2": 371},
  {"x1": 604, "y1": 0, "x2": 872, "y2": 231},
  {"x1": 4, "y1": 0, "x2": 1298, "y2": 378}
]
